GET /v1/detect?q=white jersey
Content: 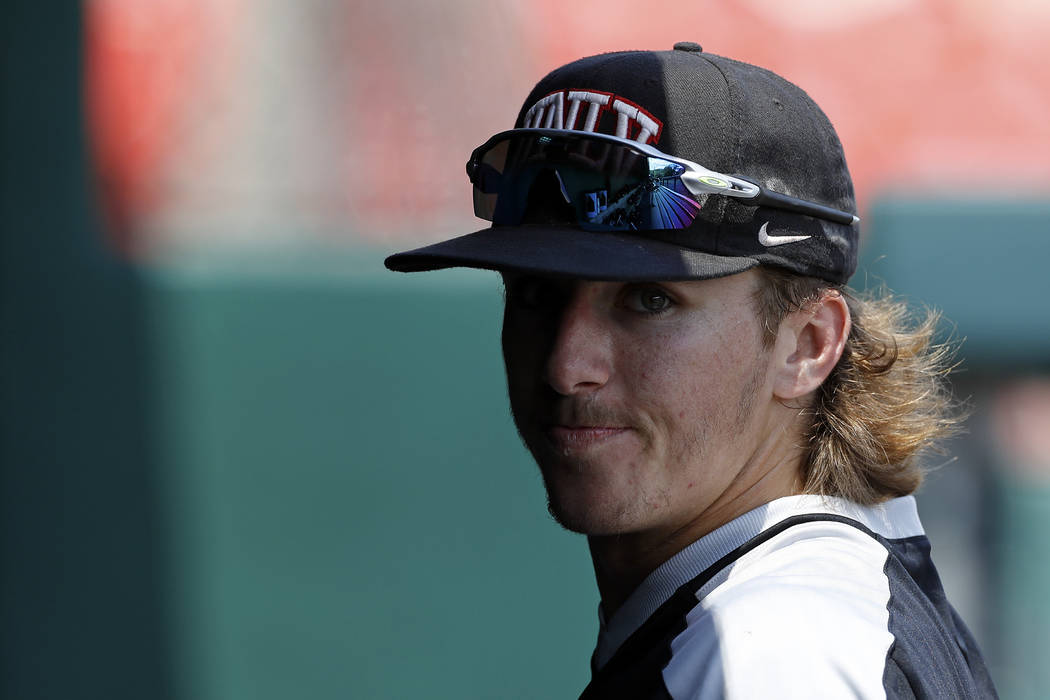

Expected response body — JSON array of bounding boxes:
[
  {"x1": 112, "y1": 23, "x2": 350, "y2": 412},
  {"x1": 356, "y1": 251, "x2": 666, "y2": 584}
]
[{"x1": 581, "y1": 495, "x2": 996, "y2": 699}]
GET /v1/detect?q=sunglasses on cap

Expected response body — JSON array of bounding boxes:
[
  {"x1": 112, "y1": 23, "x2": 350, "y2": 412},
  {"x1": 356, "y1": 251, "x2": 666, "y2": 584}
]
[{"x1": 466, "y1": 128, "x2": 859, "y2": 232}]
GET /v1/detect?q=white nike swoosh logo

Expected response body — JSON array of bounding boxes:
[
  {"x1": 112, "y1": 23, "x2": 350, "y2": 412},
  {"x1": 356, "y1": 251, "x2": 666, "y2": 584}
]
[{"x1": 758, "y1": 222, "x2": 810, "y2": 247}]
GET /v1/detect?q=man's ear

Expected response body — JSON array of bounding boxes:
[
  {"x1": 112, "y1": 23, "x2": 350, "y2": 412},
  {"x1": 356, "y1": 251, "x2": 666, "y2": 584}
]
[{"x1": 771, "y1": 290, "x2": 851, "y2": 401}]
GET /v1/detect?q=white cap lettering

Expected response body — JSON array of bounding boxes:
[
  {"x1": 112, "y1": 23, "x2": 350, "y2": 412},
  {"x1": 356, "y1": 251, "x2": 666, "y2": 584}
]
[{"x1": 521, "y1": 90, "x2": 662, "y2": 145}]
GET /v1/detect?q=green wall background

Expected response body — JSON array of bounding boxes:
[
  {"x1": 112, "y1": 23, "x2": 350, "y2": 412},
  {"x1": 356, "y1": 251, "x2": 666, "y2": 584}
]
[
  {"x1": 860, "y1": 198, "x2": 1050, "y2": 366},
  {"x1": 144, "y1": 258, "x2": 598, "y2": 699},
  {"x1": 1, "y1": 4, "x2": 594, "y2": 697}
]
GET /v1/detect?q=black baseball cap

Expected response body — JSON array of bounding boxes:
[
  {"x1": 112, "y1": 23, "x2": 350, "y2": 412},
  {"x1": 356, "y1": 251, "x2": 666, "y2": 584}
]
[{"x1": 385, "y1": 42, "x2": 859, "y2": 285}]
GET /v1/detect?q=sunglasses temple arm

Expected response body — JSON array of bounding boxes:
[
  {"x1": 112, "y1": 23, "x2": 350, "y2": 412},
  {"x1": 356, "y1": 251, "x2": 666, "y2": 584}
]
[{"x1": 753, "y1": 189, "x2": 859, "y2": 225}]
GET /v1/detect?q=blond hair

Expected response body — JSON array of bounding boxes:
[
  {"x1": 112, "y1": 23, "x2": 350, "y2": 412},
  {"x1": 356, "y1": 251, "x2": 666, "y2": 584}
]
[{"x1": 754, "y1": 267, "x2": 964, "y2": 505}]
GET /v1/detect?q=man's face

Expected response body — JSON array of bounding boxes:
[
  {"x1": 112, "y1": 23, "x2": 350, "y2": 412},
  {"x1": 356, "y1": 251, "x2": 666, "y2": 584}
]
[{"x1": 501, "y1": 269, "x2": 780, "y2": 538}]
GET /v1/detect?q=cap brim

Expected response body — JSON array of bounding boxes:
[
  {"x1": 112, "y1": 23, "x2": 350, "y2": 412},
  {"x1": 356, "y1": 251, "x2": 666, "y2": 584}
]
[{"x1": 384, "y1": 225, "x2": 757, "y2": 281}]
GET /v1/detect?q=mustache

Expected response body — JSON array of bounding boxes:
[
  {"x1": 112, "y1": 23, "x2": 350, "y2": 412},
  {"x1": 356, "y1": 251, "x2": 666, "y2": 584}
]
[{"x1": 537, "y1": 397, "x2": 634, "y2": 428}]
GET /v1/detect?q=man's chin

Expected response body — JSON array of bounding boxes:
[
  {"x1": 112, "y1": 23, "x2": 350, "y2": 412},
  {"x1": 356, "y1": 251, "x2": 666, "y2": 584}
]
[
  {"x1": 527, "y1": 437, "x2": 647, "y2": 535},
  {"x1": 546, "y1": 502, "x2": 590, "y2": 534},
  {"x1": 544, "y1": 494, "x2": 637, "y2": 536}
]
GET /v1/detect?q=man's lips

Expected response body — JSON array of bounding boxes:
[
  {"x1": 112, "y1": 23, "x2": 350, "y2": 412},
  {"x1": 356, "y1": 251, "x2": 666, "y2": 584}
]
[{"x1": 544, "y1": 425, "x2": 632, "y2": 449}]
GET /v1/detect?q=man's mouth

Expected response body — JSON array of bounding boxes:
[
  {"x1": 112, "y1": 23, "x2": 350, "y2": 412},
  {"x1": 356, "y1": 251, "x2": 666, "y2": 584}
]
[{"x1": 544, "y1": 424, "x2": 631, "y2": 450}]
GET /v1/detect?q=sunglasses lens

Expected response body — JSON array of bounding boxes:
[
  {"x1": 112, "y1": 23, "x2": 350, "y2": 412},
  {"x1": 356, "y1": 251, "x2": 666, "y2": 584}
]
[{"x1": 471, "y1": 133, "x2": 703, "y2": 231}]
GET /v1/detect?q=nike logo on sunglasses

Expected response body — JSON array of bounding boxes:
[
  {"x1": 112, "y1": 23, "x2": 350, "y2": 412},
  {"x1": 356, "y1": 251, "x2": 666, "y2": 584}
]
[{"x1": 758, "y1": 222, "x2": 810, "y2": 247}]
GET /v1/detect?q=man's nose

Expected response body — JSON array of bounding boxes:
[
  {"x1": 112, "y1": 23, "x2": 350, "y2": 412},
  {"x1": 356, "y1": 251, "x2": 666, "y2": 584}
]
[{"x1": 543, "y1": 288, "x2": 612, "y2": 396}]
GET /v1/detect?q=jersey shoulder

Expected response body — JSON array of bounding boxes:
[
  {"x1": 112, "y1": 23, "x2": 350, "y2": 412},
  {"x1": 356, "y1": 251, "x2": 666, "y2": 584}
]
[{"x1": 663, "y1": 519, "x2": 898, "y2": 699}]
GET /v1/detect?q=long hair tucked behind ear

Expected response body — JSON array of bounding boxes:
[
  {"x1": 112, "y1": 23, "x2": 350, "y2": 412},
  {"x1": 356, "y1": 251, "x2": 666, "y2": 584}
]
[{"x1": 754, "y1": 267, "x2": 965, "y2": 505}]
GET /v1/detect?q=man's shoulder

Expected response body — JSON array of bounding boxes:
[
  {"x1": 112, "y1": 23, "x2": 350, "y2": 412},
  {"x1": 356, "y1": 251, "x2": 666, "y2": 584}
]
[
  {"x1": 700, "y1": 513, "x2": 899, "y2": 611},
  {"x1": 663, "y1": 518, "x2": 898, "y2": 698},
  {"x1": 587, "y1": 500, "x2": 995, "y2": 699}
]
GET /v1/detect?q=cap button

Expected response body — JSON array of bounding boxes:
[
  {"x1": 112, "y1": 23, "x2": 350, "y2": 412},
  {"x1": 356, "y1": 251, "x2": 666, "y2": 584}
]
[{"x1": 673, "y1": 41, "x2": 703, "y2": 53}]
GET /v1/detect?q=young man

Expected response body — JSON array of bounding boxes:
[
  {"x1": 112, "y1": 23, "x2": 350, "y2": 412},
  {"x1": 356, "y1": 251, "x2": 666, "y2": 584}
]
[{"x1": 386, "y1": 44, "x2": 996, "y2": 698}]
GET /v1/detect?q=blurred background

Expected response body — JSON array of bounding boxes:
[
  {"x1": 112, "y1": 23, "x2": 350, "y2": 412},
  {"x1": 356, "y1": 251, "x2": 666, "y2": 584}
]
[{"x1": 2, "y1": 0, "x2": 1048, "y2": 698}]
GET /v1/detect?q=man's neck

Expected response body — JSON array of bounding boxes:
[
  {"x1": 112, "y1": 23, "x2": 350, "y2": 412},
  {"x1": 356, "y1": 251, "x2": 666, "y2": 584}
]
[{"x1": 587, "y1": 448, "x2": 804, "y2": 616}]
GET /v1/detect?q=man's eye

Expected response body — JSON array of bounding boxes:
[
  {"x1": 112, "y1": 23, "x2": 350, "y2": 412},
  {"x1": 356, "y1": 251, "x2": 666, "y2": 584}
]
[{"x1": 622, "y1": 286, "x2": 674, "y2": 314}]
